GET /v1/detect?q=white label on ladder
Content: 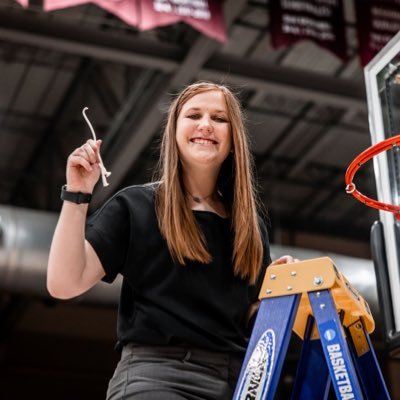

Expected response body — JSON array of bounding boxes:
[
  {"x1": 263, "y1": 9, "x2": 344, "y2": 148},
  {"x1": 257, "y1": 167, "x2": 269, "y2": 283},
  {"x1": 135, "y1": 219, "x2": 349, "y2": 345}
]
[
  {"x1": 322, "y1": 321, "x2": 356, "y2": 399},
  {"x1": 236, "y1": 329, "x2": 275, "y2": 400}
]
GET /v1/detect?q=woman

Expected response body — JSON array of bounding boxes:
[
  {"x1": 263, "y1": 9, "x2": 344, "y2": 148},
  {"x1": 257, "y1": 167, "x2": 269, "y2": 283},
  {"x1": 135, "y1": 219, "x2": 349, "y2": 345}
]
[{"x1": 47, "y1": 81, "x2": 294, "y2": 399}]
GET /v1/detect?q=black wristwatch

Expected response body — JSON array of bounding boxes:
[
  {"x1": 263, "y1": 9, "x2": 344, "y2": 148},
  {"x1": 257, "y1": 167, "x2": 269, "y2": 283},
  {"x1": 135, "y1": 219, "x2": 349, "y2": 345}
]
[{"x1": 60, "y1": 185, "x2": 92, "y2": 204}]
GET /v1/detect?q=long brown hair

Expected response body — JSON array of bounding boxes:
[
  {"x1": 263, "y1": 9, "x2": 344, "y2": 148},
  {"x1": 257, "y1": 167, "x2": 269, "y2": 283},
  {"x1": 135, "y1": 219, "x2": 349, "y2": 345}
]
[{"x1": 154, "y1": 81, "x2": 264, "y2": 284}]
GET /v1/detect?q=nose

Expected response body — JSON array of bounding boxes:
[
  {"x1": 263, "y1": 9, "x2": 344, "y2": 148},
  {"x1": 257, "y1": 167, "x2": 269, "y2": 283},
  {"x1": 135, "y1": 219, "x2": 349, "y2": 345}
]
[{"x1": 198, "y1": 115, "x2": 212, "y2": 134}]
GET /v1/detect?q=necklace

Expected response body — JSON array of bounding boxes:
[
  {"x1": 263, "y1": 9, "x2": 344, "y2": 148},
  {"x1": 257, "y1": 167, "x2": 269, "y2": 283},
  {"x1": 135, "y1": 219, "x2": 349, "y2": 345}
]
[{"x1": 186, "y1": 189, "x2": 222, "y2": 203}]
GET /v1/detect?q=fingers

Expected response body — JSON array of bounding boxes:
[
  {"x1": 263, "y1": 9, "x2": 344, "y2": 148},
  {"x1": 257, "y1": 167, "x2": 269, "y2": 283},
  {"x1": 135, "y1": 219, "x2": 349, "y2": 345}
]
[
  {"x1": 68, "y1": 154, "x2": 94, "y2": 172},
  {"x1": 80, "y1": 139, "x2": 101, "y2": 164},
  {"x1": 69, "y1": 139, "x2": 101, "y2": 171},
  {"x1": 269, "y1": 255, "x2": 300, "y2": 267}
]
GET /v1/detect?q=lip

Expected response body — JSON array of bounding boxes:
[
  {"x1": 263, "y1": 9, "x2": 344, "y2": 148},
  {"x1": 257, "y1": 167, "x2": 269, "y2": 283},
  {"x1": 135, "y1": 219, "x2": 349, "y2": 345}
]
[{"x1": 190, "y1": 137, "x2": 218, "y2": 144}]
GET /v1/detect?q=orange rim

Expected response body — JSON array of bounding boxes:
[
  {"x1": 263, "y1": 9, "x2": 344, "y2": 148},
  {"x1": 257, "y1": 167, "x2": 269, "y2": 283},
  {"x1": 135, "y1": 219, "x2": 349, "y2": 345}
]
[{"x1": 345, "y1": 134, "x2": 400, "y2": 216}]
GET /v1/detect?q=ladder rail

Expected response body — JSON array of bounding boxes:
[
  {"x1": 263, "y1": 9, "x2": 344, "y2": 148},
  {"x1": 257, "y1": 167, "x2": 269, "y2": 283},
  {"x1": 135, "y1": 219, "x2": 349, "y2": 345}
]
[
  {"x1": 233, "y1": 294, "x2": 301, "y2": 400},
  {"x1": 309, "y1": 290, "x2": 365, "y2": 399},
  {"x1": 291, "y1": 315, "x2": 331, "y2": 400},
  {"x1": 346, "y1": 320, "x2": 391, "y2": 399}
]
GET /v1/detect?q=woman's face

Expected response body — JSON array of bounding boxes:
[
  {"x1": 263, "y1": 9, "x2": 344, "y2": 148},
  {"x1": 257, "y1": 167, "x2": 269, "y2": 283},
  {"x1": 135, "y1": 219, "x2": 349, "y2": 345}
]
[{"x1": 176, "y1": 90, "x2": 232, "y2": 173}]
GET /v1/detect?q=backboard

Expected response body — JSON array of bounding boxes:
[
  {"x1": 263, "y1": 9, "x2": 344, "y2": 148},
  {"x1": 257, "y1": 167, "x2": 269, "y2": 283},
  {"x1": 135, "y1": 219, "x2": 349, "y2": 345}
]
[{"x1": 365, "y1": 30, "x2": 400, "y2": 353}]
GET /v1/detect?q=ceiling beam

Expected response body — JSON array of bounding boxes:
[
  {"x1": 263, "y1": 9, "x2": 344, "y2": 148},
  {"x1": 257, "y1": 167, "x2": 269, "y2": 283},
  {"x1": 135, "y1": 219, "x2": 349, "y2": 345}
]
[
  {"x1": 10, "y1": 59, "x2": 96, "y2": 207},
  {"x1": 0, "y1": 5, "x2": 367, "y2": 111},
  {"x1": 200, "y1": 53, "x2": 367, "y2": 110},
  {"x1": 0, "y1": 9, "x2": 182, "y2": 72}
]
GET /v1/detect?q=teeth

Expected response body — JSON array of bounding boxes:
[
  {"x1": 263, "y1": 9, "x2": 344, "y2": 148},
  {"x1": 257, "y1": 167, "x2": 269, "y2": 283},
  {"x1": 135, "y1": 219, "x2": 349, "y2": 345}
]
[{"x1": 192, "y1": 138, "x2": 215, "y2": 144}]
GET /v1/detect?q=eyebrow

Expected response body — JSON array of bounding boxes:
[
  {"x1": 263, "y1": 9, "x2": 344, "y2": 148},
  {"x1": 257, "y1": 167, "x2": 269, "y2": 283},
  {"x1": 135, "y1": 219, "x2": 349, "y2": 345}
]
[{"x1": 184, "y1": 107, "x2": 227, "y2": 114}]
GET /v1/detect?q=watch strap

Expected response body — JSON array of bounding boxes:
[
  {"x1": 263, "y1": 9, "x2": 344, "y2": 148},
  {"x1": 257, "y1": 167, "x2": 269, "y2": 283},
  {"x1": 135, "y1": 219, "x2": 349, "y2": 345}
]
[{"x1": 60, "y1": 185, "x2": 92, "y2": 204}]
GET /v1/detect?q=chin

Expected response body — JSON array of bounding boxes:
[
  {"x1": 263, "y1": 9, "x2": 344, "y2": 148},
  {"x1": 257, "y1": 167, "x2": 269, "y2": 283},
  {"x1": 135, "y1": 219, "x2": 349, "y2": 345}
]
[{"x1": 195, "y1": 158, "x2": 226, "y2": 169}]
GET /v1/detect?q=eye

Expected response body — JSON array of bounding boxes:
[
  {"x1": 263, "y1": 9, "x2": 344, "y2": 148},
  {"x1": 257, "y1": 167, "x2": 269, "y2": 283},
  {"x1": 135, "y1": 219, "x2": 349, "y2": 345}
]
[
  {"x1": 213, "y1": 116, "x2": 228, "y2": 123},
  {"x1": 186, "y1": 114, "x2": 201, "y2": 120}
]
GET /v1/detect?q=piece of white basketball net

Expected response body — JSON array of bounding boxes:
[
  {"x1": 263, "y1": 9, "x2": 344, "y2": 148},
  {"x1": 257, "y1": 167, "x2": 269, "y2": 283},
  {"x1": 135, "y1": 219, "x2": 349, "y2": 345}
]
[{"x1": 82, "y1": 107, "x2": 111, "y2": 187}]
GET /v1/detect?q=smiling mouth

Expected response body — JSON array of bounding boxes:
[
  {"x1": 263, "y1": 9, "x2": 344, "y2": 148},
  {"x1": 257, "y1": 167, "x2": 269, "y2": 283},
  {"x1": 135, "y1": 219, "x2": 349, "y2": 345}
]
[{"x1": 190, "y1": 138, "x2": 218, "y2": 144}]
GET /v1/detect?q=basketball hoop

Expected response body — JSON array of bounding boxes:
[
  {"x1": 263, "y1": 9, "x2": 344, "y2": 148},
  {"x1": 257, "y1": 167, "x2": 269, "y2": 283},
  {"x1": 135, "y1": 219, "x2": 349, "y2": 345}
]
[{"x1": 345, "y1": 134, "x2": 400, "y2": 219}]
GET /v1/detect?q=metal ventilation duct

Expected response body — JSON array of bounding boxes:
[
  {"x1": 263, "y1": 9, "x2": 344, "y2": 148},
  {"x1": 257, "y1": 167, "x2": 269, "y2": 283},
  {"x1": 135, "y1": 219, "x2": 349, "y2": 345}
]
[
  {"x1": 0, "y1": 205, "x2": 120, "y2": 305},
  {"x1": 0, "y1": 206, "x2": 378, "y2": 317}
]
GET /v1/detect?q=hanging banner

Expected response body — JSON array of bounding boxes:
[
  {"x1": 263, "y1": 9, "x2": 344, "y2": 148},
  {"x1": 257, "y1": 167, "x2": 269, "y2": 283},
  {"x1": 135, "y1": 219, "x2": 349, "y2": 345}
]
[
  {"x1": 355, "y1": 0, "x2": 400, "y2": 66},
  {"x1": 43, "y1": 0, "x2": 89, "y2": 10},
  {"x1": 15, "y1": 0, "x2": 29, "y2": 7},
  {"x1": 139, "y1": 0, "x2": 226, "y2": 43},
  {"x1": 43, "y1": 0, "x2": 139, "y2": 26},
  {"x1": 269, "y1": 0, "x2": 347, "y2": 60},
  {"x1": 96, "y1": 0, "x2": 139, "y2": 26}
]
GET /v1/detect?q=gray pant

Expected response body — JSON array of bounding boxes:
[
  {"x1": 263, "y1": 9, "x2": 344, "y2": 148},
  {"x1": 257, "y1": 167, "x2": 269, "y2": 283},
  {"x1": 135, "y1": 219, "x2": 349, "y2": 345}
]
[{"x1": 106, "y1": 344, "x2": 244, "y2": 400}]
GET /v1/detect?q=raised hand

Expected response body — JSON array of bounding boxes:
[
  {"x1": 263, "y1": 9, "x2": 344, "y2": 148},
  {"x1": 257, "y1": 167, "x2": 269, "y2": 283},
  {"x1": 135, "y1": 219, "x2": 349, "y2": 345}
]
[{"x1": 66, "y1": 139, "x2": 102, "y2": 194}]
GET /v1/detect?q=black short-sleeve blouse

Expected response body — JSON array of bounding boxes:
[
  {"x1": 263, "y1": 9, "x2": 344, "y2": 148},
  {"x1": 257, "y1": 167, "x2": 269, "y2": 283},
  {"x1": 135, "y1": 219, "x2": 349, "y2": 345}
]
[{"x1": 85, "y1": 183, "x2": 271, "y2": 353}]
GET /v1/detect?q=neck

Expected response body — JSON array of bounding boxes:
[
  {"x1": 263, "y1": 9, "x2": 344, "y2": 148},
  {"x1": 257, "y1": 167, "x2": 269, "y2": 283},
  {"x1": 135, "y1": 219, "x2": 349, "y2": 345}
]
[
  {"x1": 181, "y1": 166, "x2": 227, "y2": 218},
  {"x1": 181, "y1": 167, "x2": 219, "y2": 203},
  {"x1": 186, "y1": 190, "x2": 217, "y2": 203}
]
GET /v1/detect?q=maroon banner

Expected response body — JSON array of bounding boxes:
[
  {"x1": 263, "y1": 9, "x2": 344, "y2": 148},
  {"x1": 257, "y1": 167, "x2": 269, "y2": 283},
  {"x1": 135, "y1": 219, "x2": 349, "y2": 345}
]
[
  {"x1": 139, "y1": 0, "x2": 226, "y2": 43},
  {"x1": 44, "y1": 0, "x2": 89, "y2": 10},
  {"x1": 355, "y1": 0, "x2": 400, "y2": 66},
  {"x1": 44, "y1": 0, "x2": 139, "y2": 26},
  {"x1": 269, "y1": 0, "x2": 347, "y2": 60},
  {"x1": 15, "y1": 0, "x2": 29, "y2": 7},
  {"x1": 97, "y1": 0, "x2": 139, "y2": 26}
]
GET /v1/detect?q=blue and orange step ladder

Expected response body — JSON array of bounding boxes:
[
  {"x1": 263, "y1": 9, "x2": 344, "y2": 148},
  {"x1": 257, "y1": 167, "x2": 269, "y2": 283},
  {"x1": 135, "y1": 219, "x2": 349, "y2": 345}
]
[{"x1": 233, "y1": 257, "x2": 391, "y2": 399}]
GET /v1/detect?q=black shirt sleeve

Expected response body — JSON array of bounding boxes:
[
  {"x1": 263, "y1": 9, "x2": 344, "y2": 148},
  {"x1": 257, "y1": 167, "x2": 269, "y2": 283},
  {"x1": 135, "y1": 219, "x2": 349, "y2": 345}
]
[{"x1": 85, "y1": 194, "x2": 130, "y2": 283}]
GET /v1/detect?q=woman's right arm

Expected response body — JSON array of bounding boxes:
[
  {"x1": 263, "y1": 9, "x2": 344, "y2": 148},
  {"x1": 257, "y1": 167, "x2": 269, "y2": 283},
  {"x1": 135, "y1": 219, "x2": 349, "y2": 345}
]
[{"x1": 47, "y1": 139, "x2": 106, "y2": 299}]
